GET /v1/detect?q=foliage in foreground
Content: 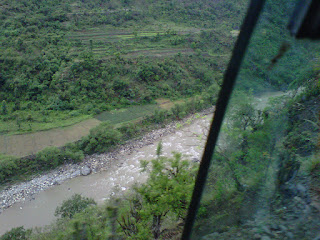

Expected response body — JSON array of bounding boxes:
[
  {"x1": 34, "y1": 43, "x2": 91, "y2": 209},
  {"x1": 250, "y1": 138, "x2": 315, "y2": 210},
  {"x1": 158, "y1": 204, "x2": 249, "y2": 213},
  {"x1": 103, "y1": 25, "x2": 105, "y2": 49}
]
[
  {"x1": 0, "y1": 227, "x2": 30, "y2": 240},
  {"x1": 193, "y1": 74, "x2": 320, "y2": 236},
  {"x1": 117, "y1": 152, "x2": 198, "y2": 239},
  {"x1": 21, "y1": 152, "x2": 197, "y2": 240},
  {"x1": 54, "y1": 194, "x2": 96, "y2": 219}
]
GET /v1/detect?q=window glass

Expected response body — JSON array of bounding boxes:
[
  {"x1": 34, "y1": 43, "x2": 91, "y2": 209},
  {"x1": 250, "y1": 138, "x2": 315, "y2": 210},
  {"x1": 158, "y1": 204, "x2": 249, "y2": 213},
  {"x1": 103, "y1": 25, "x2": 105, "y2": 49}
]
[{"x1": 191, "y1": 0, "x2": 320, "y2": 239}]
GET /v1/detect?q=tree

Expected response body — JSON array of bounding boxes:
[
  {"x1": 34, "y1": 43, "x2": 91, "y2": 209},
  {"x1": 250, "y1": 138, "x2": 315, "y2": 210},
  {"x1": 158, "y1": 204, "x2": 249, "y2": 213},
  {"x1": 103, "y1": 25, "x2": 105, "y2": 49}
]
[
  {"x1": 118, "y1": 153, "x2": 198, "y2": 239},
  {"x1": 89, "y1": 39, "x2": 93, "y2": 51},
  {"x1": 156, "y1": 141, "x2": 163, "y2": 158},
  {"x1": 213, "y1": 91, "x2": 270, "y2": 192},
  {"x1": 15, "y1": 115, "x2": 22, "y2": 130}
]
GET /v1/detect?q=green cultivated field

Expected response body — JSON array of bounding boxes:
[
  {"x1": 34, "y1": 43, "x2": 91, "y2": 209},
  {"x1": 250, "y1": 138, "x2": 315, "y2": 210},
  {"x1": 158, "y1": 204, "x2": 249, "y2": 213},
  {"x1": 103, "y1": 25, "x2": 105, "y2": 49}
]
[
  {"x1": 67, "y1": 23, "x2": 202, "y2": 59},
  {"x1": 0, "y1": 98, "x2": 188, "y2": 157},
  {"x1": 95, "y1": 104, "x2": 157, "y2": 123},
  {"x1": 0, "y1": 111, "x2": 92, "y2": 136}
]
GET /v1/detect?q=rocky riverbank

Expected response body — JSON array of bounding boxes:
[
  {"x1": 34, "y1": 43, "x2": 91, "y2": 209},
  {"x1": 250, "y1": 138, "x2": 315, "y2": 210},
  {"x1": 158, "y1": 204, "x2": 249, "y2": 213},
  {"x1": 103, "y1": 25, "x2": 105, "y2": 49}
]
[{"x1": 0, "y1": 107, "x2": 214, "y2": 214}]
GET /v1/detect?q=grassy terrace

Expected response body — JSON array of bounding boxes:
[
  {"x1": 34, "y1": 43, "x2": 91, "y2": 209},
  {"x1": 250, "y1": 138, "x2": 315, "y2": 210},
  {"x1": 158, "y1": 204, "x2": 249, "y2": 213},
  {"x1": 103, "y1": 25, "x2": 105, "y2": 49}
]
[
  {"x1": 0, "y1": 111, "x2": 92, "y2": 136},
  {"x1": 95, "y1": 104, "x2": 157, "y2": 124},
  {"x1": 66, "y1": 23, "x2": 202, "y2": 58},
  {"x1": 0, "y1": 99, "x2": 189, "y2": 157}
]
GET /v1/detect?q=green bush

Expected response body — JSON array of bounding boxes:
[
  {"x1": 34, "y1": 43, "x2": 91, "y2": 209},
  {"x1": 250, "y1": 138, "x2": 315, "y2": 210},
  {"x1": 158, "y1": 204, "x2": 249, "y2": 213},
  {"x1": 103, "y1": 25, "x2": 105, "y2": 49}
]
[
  {"x1": 118, "y1": 153, "x2": 197, "y2": 239},
  {"x1": 0, "y1": 155, "x2": 18, "y2": 183},
  {"x1": 171, "y1": 103, "x2": 187, "y2": 120},
  {"x1": 55, "y1": 194, "x2": 96, "y2": 219},
  {"x1": 118, "y1": 122, "x2": 140, "y2": 139},
  {"x1": 0, "y1": 146, "x2": 84, "y2": 184},
  {"x1": 0, "y1": 227, "x2": 30, "y2": 240},
  {"x1": 80, "y1": 122, "x2": 123, "y2": 154},
  {"x1": 1, "y1": 100, "x2": 8, "y2": 115},
  {"x1": 63, "y1": 148, "x2": 85, "y2": 163},
  {"x1": 35, "y1": 147, "x2": 62, "y2": 169},
  {"x1": 35, "y1": 146, "x2": 84, "y2": 170},
  {"x1": 153, "y1": 109, "x2": 169, "y2": 124}
]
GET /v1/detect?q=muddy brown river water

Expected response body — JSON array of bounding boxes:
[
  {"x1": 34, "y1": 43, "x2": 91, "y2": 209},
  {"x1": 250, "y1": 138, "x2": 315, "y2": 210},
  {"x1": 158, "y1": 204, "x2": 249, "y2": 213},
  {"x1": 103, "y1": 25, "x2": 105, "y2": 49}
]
[{"x1": 0, "y1": 114, "x2": 211, "y2": 235}]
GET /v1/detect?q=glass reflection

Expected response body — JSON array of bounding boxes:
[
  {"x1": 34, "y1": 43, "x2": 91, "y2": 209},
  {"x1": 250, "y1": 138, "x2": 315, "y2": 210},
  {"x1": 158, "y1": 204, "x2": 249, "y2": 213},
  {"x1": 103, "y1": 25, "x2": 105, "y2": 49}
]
[{"x1": 192, "y1": 0, "x2": 320, "y2": 239}]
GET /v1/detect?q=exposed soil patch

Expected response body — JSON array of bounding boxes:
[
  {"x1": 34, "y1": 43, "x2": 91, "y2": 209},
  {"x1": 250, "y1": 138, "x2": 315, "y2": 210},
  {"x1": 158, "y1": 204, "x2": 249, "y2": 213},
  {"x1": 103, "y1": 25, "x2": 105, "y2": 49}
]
[{"x1": 0, "y1": 119, "x2": 101, "y2": 157}]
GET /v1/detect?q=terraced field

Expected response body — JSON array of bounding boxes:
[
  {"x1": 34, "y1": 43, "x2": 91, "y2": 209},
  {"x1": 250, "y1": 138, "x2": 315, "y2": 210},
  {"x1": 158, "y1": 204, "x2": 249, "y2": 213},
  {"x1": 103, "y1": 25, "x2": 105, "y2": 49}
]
[
  {"x1": 67, "y1": 23, "x2": 200, "y2": 41},
  {"x1": 95, "y1": 104, "x2": 157, "y2": 123},
  {"x1": 67, "y1": 23, "x2": 202, "y2": 59}
]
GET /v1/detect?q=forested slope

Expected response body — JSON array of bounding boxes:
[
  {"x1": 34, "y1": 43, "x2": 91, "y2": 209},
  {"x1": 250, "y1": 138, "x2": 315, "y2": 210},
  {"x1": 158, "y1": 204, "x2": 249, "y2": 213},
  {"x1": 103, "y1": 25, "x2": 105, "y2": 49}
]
[
  {"x1": 0, "y1": 0, "x2": 248, "y2": 134},
  {"x1": 1, "y1": 0, "x2": 317, "y2": 135}
]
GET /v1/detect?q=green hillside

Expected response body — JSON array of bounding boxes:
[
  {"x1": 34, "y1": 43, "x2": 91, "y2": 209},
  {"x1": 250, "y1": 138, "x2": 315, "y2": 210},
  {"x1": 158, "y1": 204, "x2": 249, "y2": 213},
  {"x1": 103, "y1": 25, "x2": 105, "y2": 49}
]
[
  {"x1": 0, "y1": 0, "x2": 320, "y2": 239},
  {"x1": 0, "y1": 0, "x2": 249, "y2": 135}
]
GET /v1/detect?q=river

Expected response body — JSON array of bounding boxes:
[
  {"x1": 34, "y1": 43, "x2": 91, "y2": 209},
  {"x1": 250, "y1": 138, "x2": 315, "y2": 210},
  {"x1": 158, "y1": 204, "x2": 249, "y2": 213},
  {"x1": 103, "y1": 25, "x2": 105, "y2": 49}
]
[
  {"x1": 0, "y1": 113, "x2": 211, "y2": 235},
  {"x1": 0, "y1": 90, "x2": 289, "y2": 235}
]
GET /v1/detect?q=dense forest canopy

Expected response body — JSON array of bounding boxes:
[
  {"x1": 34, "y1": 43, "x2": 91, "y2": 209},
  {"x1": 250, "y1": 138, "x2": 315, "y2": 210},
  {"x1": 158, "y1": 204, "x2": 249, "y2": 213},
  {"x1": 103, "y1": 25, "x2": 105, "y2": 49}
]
[{"x1": 0, "y1": 0, "x2": 245, "y2": 104}]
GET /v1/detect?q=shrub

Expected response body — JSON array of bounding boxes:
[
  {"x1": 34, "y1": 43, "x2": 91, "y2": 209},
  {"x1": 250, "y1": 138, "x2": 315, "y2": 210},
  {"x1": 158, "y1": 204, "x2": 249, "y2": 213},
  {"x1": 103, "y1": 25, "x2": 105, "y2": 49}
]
[
  {"x1": 35, "y1": 146, "x2": 84, "y2": 170},
  {"x1": 0, "y1": 227, "x2": 30, "y2": 240},
  {"x1": 80, "y1": 122, "x2": 123, "y2": 154},
  {"x1": 68, "y1": 110, "x2": 81, "y2": 117},
  {"x1": 171, "y1": 103, "x2": 187, "y2": 120},
  {"x1": 153, "y1": 109, "x2": 169, "y2": 124},
  {"x1": 0, "y1": 155, "x2": 18, "y2": 183},
  {"x1": 35, "y1": 147, "x2": 62, "y2": 169},
  {"x1": 118, "y1": 122, "x2": 140, "y2": 139},
  {"x1": 63, "y1": 148, "x2": 84, "y2": 163},
  {"x1": 0, "y1": 146, "x2": 84, "y2": 184},
  {"x1": 118, "y1": 153, "x2": 198, "y2": 239},
  {"x1": 55, "y1": 194, "x2": 96, "y2": 219},
  {"x1": 1, "y1": 100, "x2": 8, "y2": 115}
]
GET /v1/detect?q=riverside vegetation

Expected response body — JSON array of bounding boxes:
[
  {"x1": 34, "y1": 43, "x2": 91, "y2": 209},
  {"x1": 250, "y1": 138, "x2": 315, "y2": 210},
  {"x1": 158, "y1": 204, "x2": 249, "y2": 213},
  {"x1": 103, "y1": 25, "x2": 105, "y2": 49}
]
[
  {"x1": 1, "y1": 147, "x2": 199, "y2": 240},
  {"x1": 0, "y1": 0, "x2": 320, "y2": 239},
  {"x1": 0, "y1": 0, "x2": 248, "y2": 182}
]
